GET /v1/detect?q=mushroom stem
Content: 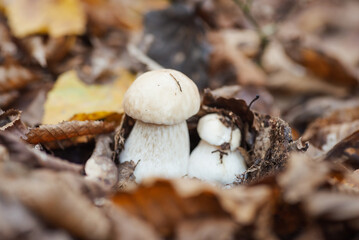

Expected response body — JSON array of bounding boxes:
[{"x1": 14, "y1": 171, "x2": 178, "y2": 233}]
[{"x1": 120, "y1": 120, "x2": 190, "y2": 182}]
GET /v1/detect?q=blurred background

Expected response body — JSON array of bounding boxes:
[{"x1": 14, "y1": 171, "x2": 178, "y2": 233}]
[{"x1": 1, "y1": 0, "x2": 359, "y2": 153}]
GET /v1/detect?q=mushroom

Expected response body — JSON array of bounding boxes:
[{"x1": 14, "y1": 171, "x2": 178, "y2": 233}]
[
  {"x1": 188, "y1": 113, "x2": 247, "y2": 185},
  {"x1": 120, "y1": 69, "x2": 200, "y2": 182}
]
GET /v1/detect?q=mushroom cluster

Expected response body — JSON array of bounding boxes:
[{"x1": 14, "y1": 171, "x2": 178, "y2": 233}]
[
  {"x1": 188, "y1": 113, "x2": 247, "y2": 185},
  {"x1": 120, "y1": 69, "x2": 200, "y2": 182},
  {"x1": 120, "y1": 69, "x2": 247, "y2": 185}
]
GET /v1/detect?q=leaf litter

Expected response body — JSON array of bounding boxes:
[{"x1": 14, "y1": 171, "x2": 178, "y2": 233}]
[{"x1": 0, "y1": 0, "x2": 359, "y2": 239}]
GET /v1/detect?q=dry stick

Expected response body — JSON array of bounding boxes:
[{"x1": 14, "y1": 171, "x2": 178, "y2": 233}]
[{"x1": 127, "y1": 44, "x2": 163, "y2": 71}]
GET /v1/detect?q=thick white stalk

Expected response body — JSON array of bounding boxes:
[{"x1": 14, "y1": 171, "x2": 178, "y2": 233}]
[{"x1": 120, "y1": 120, "x2": 189, "y2": 182}]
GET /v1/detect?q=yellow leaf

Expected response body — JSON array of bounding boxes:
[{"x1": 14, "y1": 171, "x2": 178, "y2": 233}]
[
  {"x1": 4, "y1": 0, "x2": 86, "y2": 38},
  {"x1": 43, "y1": 70, "x2": 134, "y2": 124}
]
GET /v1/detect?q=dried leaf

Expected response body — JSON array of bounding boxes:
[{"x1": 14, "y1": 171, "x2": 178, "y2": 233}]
[
  {"x1": 0, "y1": 108, "x2": 22, "y2": 131},
  {"x1": 4, "y1": 0, "x2": 86, "y2": 37},
  {"x1": 278, "y1": 153, "x2": 329, "y2": 203},
  {"x1": 104, "y1": 203, "x2": 160, "y2": 240},
  {"x1": 0, "y1": 90, "x2": 18, "y2": 108},
  {"x1": 42, "y1": 70, "x2": 133, "y2": 124},
  {"x1": 303, "y1": 107, "x2": 359, "y2": 151},
  {"x1": 24, "y1": 120, "x2": 116, "y2": 145},
  {"x1": 0, "y1": 169, "x2": 111, "y2": 240},
  {"x1": 278, "y1": 1, "x2": 359, "y2": 90},
  {"x1": 324, "y1": 130, "x2": 359, "y2": 169},
  {"x1": 208, "y1": 30, "x2": 266, "y2": 87},
  {"x1": 112, "y1": 179, "x2": 231, "y2": 237},
  {"x1": 0, "y1": 132, "x2": 83, "y2": 173},
  {"x1": 0, "y1": 63, "x2": 36, "y2": 92},
  {"x1": 83, "y1": 0, "x2": 168, "y2": 31},
  {"x1": 0, "y1": 194, "x2": 72, "y2": 240}
]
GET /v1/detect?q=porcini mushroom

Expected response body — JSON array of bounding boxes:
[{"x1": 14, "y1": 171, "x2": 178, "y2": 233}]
[
  {"x1": 120, "y1": 69, "x2": 200, "y2": 182},
  {"x1": 188, "y1": 113, "x2": 247, "y2": 185}
]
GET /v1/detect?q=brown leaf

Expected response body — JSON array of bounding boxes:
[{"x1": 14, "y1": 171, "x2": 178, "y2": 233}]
[
  {"x1": 0, "y1": 194, "x2": 72, "y2": 240},
  {"x1": 284, "y1": 96, "x2": 359, "y2": 133},
  {"x1": 278, "y1": 153, "x2": 329, "y2": 203},
  {"x1": 0, "y1": 132, "x2": 83, "y2": 173},
  {"x1": 24, "y1": 120, "x2": 116, "y2": 145},
  {"x1": 0, "y1": 90, "x2": 18, "y2": 108},
  {"x1": 104, "y1": 203, "x2": 160, "y2": 240},
  {"x1": 176, "y1": 219, "x2": 237, "y2": 240},
  {"x1": 210, "y1": 85, "x2": 279, "y2": 116},
  {"x1": 303, "y1": 107, "x2": 359, "y2": 151},
  {"x1": 202, "y1": 89, "x2": 254, "y2": 127},
  {"x1": 0, "y1": 62, "x2": 36, "y2": 92},
  {"x1": 0, "y1": 168, "x2": 111, "y2": 240},
  {"x1": 208, "y1": 30, "x2": 266, "y2": 87},
  {"x1": 305, "y1": 191, "x2": 359, "y2": 221},
  {"x1": 324, "y1": 130, "x2": 359, "y2": 169},
  {"x1": 0, "y1": 108, "x2": 22, "y2": 131},
  {"x1": 278, "y1": 1, "x2": 359, "y2": 90},
  {"x1": 112, "y1": 179, "x2": 231, "y2": 237}
]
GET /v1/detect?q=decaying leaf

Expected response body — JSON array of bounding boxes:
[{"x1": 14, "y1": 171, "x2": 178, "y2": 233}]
[
  {"x1": 0, "y1": 62, "x2": 36, "y2": 93},
  {"x1": 324, "y1": 130, "x2": 359, "y2": 169},
  {"x1": 42, "y1": 70, "x2": 133, "y2": 124},
  {"x1": 0, "y1": 108, "x2": 22, "y2": 131},
  {"x1": 83, "y1": 0, "x2": 168, "y2": 31},
  {"x1": 278, "y1": 0, "x2": 359, "y2": 91},
  {"x1": 3, "y1": 0, "x2": 86, "y2": 37},
  {"x1": 0, "y1": 166, "x2": 111, "y2": 240},
  {"x1": 0, "y1": 194, "x2": 72, "y2": 240},
  {"x1": 303, "y1": 107, "x2": 359, "y2": 151},
  {"x1": 0, "y1": 90, "x2": 18, "y2": 108},
  {"x1": 24, "y1": 120, "x2": 116, "y2": 145},
  {"x1": 0, "y1": 132, "x2": 83, "y2": 173},
  {"x1": 208, "y1": 30, "x2": 266, "y2": 88}
]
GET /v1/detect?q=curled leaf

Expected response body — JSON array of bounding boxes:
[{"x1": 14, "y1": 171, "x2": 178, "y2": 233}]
[{"x1": 24, "y1": 120, "x2": 116, "y2": 145}]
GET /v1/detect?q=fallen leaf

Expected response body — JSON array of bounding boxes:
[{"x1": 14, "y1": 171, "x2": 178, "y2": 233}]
[
  {"x1": 208, "y1": 30, "x2": 266, "y2": 87},
  {"x1": 0, "y1": 132, "x2": 83, "y2": 173},
  {"x1": 24, "y1": 120, "x2": 116, "y2": 145},
  {"x1": 83, "y1": 0, "x2": 168, "y2": 31},
  {"x1": 42, "y1": 70, "x2": 133, "y2": 124},
  {"x1": 0, "y1": 62, "x2": 36, "y2": 92},
  {"x1": 0, "y1": 168, "x2": 111, "y2": 240},
  {"x1": 0, "y1": 90, "x2": 18, "y2": 108},
  {"x1": 3, "y1": 0, "x2": 86, "y2": 37},
  {"x1": 303, "y1": 107, "x2": 359, "y2": 151}
]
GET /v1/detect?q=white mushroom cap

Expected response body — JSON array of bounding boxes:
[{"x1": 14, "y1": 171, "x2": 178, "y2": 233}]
[
  {"x1": 123, "y1": 69, "x2": 200, "y2": 125},
  {"x1": 197, "y1": 113, "x2": 241, "y2": 151}
]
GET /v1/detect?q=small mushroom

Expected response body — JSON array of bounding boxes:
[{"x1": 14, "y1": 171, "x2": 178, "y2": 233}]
[
  {"x1": 120, "y1": 69, "x2": 200, "y2": 182},
  {"x1": 188, "y1": 113, "x2": 247, "y2": 185}
]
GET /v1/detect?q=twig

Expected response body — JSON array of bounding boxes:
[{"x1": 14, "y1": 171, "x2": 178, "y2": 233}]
[{"x1": 127, "y1": 44, "x2": 163, "y2": 71}]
